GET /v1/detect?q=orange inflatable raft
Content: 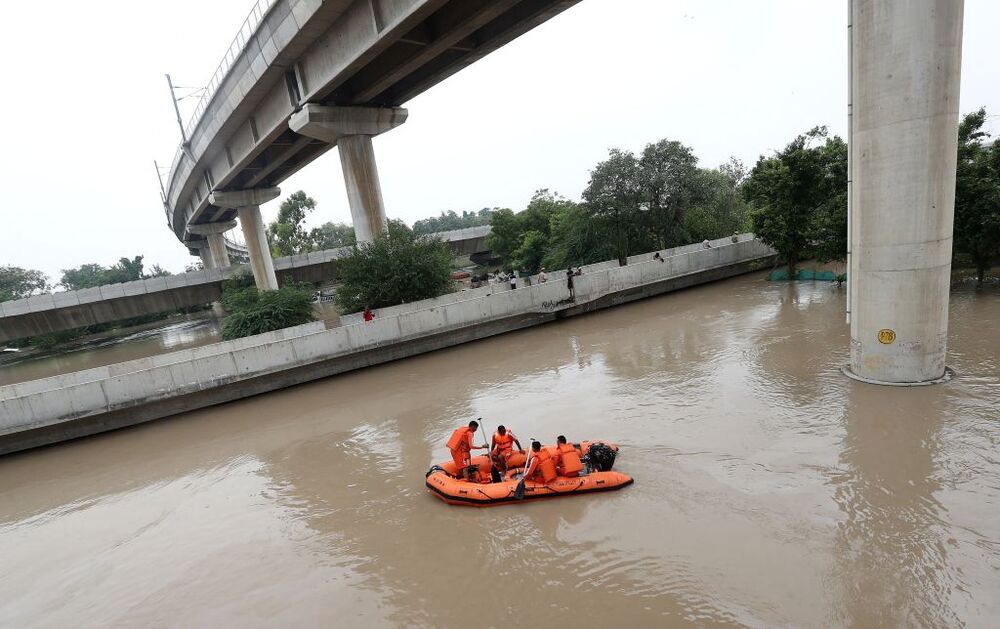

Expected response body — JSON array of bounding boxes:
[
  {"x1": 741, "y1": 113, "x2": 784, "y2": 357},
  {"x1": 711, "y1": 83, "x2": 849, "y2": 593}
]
[{"x1": 425, "y1": 441, "x2": 633, "y2": 507}]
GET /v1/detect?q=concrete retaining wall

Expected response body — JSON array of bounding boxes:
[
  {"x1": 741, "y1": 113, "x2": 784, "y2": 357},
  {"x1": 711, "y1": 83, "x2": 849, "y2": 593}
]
[
  {"x1": 0, "y1": 228, "x2": 485, "y2": 343},
  {"x1": 0, "y1": 239, "x2": 775, "y2": 455},
  {"x1": 341, "y1": 233, "x2": 753, "y2": 325}
]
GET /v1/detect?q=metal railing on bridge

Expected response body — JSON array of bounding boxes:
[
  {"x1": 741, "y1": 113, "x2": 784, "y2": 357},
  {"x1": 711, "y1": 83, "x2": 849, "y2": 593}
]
[{"x1": 183, "y1": 0, "x2": 278, "y2": 141}]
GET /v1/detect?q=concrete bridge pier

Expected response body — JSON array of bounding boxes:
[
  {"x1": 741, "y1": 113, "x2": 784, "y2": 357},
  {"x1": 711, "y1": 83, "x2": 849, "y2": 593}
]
[
  {"x1": 209, "y1": 188, "x2": 281, "y2": 291},
  {"x1": 187, "y1": 241, "x2": 215, "y2": 270},
  {"x1": 847, "y1": 0, "x2": 964, "y2": 385},
  {"x1": 289, "y1": 105, "x2": 407, "y2": 243},
  {"x1": 188, "y1": 221, "x2": 236, "y2": 270}
]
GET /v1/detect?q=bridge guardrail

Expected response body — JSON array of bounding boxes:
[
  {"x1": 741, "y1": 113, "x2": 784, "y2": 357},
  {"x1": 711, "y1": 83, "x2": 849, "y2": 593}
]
[{"x1": 183, "y1": 0, "x2": 278, "y2": 141}]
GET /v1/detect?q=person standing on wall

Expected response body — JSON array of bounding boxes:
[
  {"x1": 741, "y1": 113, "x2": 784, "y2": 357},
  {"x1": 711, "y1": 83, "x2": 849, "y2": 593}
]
[
  {"x1": 566, "y1": 267, "x2": 575, "y2": 300},
  {"x1": 363, "y1": 305, "x2": 375, "y2": 322}
]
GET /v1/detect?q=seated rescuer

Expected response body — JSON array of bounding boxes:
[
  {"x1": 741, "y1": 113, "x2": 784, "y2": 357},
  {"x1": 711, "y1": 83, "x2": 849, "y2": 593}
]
[
  {"x1": 524, "y1": 441, "x2": 557, "y2": 483},
  {"x1": 491, "y1": 425, "x2": 523, "y2": 462},
  {"x1": 446, "y1": 420, "x2": 488, "y2": 478},
  {"x1": 554, "y1": 435, "x2": 583, "y2": 477}
]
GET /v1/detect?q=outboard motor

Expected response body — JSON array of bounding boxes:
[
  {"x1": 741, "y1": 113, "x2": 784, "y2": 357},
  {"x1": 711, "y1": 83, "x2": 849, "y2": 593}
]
[{"x1": 586, "y1": 443, "x2": 616, "y2": 472}]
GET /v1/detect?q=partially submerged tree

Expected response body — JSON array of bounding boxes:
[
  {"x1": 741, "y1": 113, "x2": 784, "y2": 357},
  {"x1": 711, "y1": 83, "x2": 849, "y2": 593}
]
[
  {"x1": 335, "y1": 220, "x2": 453, "y2": 312},
  {"x1": 744, "y1": 127, "x2": 847, "y2": 277},
  {"x1": 954, "y1": 107, "x2": 1000, "y2": 285}
]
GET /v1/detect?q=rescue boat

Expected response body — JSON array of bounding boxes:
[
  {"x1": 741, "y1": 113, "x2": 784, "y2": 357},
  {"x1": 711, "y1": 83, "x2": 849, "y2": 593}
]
[{"x1": 425, "y1": 441, "x2": 633, "y2": 507}]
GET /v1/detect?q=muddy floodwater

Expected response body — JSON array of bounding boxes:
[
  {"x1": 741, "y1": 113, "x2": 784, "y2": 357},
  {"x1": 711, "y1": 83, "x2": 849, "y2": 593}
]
[
  {"x1": 0, "y1": 319, "x2": 221, "y2": 387},
  {"x1": 1, "y1": 273, "x2": 998, "y2": 627}
]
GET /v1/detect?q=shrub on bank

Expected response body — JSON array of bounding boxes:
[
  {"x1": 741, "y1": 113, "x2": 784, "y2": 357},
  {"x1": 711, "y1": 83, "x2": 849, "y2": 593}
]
[
  {"x1": 220, "y1": 274, "x2": 315, "y2": 340},
  {"x1": 335, "y1": 220, "x2": 453, "y2": 312}
]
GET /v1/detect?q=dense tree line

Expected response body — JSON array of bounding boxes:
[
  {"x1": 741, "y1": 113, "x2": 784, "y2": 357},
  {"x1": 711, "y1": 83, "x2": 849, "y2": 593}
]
[
  {"x1": 412, "y1": 209, "x2": 494, "y2": 235},
  {"x1": 60, "y1": 256, "x2": 171, "y2": 291},
  {"x1": 487, "y1": 140, "x2": 752, "y2": 272}
]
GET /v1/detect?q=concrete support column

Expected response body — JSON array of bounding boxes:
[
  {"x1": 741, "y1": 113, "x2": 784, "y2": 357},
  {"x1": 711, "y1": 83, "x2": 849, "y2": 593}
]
[
  {"x1": 847, "y1": 0, "x2": 963, "y2": 384},
  {"x1": 339, "y1": 135, "x2": 386, "y2": 243},
  {"x1": 289, "y1": 105, "x2": 407, "y2": 243},
  {"x1": 187, "y1": 242, "x2": 215, "y2": 270},
  {"x1": 188, "y1": 220, "x2": 236, "y2": 270},
  {"x1": 209, "y1": 189, "x2": 280, "y2": 291}
]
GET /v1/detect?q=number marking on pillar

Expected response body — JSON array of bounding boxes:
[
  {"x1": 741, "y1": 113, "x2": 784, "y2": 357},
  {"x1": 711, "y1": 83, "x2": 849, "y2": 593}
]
[{"x1": 877, "y1": 329, "x2": 896, "y2": 345}]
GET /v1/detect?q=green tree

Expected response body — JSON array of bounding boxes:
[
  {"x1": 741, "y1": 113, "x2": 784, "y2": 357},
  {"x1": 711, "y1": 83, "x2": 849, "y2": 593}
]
[
  {"x1": 309, "y1": 222, "x2": 356, "y2": 250},
  {"x1": 60, "y1": 263, "x2": 110, "y2": 290},
  {"x1": 106, "y1": 256, "x2": 145, "y2": 284},
  {"x1": 582, "y1": 149, "x2": 644, "y2": 264},
  {"x1": 954, "y1": 107, "x2": 1000, "y2": 285},
  {"x1": 485, "y1": 191, "x2": 576, "y2": 273},
  {"x1": 0, "y1": 266, "x2": 49, "y2": 301},
  {"x1": 147, "y1": 264, "x2": 172, "y2": 278},
  {"x1": 744, "y1": 127, "x2": 847, "y2": 277},
  {"x1": 640, "y1": 139, "x2": 701, "y2": 248},
  {"x1": 486, "y1": 208, "x2": 522, "y2": 265},
  {"x1": 541, "y1": 202, "x2": 616, "y2": 270},
  {"x1": 335, "y1": 220, "x2": 454, "y2": 312},
  {"x1": 684, "y1": 168, "x2": 751, "y2": 243},
  {"x1": 512, "y1": 230, "x2": 548, "y2": 273},
  {"x1": 268, "y1": 190, "x2": 317, "y2": 257}
]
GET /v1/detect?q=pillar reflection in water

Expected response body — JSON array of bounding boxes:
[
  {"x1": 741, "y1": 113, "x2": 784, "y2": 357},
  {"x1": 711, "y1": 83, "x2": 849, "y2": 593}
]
[{"x1": 831, "y1": 383, "x2": 957, "y2": 626}]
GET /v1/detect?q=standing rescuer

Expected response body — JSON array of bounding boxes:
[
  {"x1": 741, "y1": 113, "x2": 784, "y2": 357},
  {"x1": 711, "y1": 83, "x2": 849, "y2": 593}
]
[{"x1": 446, "y1": 420, "x2": 488, "y2": 478}]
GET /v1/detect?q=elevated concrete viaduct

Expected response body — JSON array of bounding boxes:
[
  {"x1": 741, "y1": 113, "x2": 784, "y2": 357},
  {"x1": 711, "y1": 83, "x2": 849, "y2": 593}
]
[
  {"x1": 0, "y1": 226, "x2": 492, "y2": 343},
  {"x1": 167, "y1": 0, "x2": 580, "y2": 290}
]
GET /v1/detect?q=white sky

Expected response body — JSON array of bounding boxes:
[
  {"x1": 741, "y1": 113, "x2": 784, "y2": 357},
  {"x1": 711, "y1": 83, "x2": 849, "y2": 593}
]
[{"x1": 1, "y1": 1, "x2": 998, "y2": 283}]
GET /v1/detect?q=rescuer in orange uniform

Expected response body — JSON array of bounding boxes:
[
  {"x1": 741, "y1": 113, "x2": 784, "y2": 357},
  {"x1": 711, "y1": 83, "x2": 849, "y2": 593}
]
[
  {"x1": 553, "y1": 435, "x2": 584, "y2": 477},
  {"x1": 446, "y1": 420, "x2": 488, "y2": 478},
  {"x1": 524, "y1": 441, "x2": 557, "y2": 483},
  {"x1": 490, "y1": 425, "x2": 523, "y2": 463}
]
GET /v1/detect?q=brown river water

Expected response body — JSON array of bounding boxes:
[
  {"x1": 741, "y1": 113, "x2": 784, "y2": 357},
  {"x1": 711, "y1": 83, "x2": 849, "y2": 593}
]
[{"x1": 1, "y1": 272, "x2": 998, "y2": 628}]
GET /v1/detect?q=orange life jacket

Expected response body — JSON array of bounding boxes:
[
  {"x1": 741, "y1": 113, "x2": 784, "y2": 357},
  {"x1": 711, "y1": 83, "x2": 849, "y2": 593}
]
[
  {"x1": 528, "y1": 448, "x2": 557, "y2": 483},
  {"x1": 446, "y1": 427, "x2": 472, "y2": 452},
  {"x1": 556, "y1": 443, "x2": 583, "y2": 476},
  {"x1": 493, "y1": 431, "x2": 515, "y2": 454}
]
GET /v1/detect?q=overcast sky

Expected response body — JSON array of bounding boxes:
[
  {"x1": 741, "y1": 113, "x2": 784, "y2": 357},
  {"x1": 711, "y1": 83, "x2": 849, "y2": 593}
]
[{"x1": 1, "y1": 1, "x2": 998, "y2": 283}]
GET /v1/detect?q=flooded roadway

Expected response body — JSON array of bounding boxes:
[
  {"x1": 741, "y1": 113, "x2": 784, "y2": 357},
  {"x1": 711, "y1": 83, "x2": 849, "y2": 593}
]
[{"x1": 1, "y1": 272, "x2": 998, "y2": 627}]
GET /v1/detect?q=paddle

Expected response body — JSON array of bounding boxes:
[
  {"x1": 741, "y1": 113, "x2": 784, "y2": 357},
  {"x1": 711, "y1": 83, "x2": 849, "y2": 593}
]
[
  {"x1": 479, "y1": 423, "x2": 494, "y2": 482},
  {"x1": 514, "y1": 445, "x2": 533, "y2": 500}
]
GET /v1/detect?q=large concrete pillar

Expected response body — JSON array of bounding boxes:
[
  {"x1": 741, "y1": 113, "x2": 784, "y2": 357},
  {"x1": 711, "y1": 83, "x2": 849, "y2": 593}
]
[
  {"x1": 289, "y1": 104, "x2": 407, "y2": 243},
  {"x1": 847, "y1": 0, "x2": 963, "y2": 385},
  {"x1": 209, "y1": 188, "x2": 280, "y2": 291},
  {"x1": 187, "y1": 241, "x2": 215, "y2": 270},
  {"x1": 188, "y1": 220, "x2": 237, "y2": 269}
]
